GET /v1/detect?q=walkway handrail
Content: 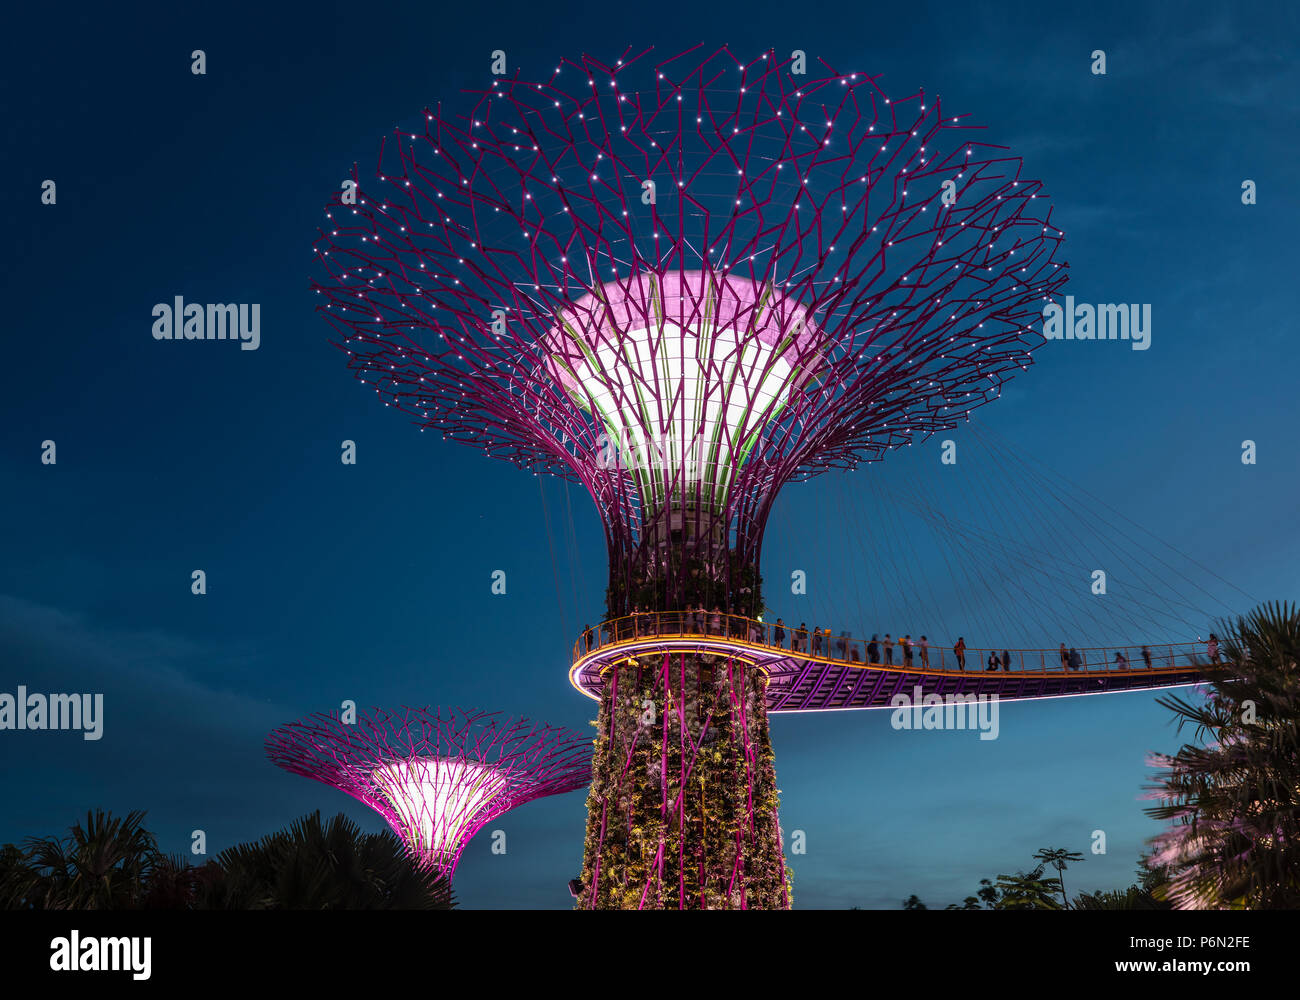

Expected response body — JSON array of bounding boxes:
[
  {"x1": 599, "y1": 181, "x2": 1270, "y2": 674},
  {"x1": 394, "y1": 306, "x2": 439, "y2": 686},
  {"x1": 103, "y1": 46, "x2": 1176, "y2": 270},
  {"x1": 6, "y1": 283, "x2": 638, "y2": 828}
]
[{"x1": 572, "y1": 611, "x2": 1214, "y2": 676}]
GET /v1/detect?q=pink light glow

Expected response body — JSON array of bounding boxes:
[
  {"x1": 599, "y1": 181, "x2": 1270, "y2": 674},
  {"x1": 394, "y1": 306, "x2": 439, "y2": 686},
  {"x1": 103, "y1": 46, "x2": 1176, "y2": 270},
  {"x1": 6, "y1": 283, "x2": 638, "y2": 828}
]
[
  {"x1": 370, "y1": 757, "x2": 509, "y2": 862},
  {"x1": 542, "y1": 271, "x2": 823, "y2": 502}
]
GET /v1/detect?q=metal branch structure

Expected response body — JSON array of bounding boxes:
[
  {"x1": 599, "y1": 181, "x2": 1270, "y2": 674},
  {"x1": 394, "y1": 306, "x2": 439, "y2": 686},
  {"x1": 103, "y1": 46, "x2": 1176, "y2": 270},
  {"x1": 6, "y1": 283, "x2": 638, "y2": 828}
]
[
  {"x1": 312, "y1": 45, "x2": 1068, "y2": 908},
  {"x1": 265, "y1": 707, "x2": 592, "y2": 881}
]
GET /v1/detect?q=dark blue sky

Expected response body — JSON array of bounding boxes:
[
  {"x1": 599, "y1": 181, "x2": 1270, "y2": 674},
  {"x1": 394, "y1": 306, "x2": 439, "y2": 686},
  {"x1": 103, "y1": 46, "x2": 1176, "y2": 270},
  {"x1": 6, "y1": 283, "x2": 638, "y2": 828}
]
[{"x1": 2, "y1": 0, "x2": 1296, "y2": 908}]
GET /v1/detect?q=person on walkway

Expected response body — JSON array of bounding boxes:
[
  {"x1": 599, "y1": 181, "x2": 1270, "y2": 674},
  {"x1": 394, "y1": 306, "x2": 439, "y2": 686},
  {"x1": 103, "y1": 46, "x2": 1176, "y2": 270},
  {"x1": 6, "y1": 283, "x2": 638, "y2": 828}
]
[
  {"x1": 836, "y1": 631, "x2": 849, "y2": 659},
  {"x1": 868, "y1": 634, "x2": 880, "y2": 665},
  {"x1": 902, "y1": 635, "x2": 914, "y2": 667},
  {"x1": 919, "y1": 635, "x2": 930, "y2": 668},
  {"x1": 1114, "y1": 650, "x2": 1129, "y2": 669},
  {"x1": 794, "y1": 622, "x2": 808, "y2": 653},
  {"x1": 883, "y1": 634, "x2": 894, "y2": 665},
  {"x1": 953, "y1": 636, "x2": 966, "y2": 671},
  {"x1": 1207, "y1": 633, "x2": 1221, "y2": 664},
  {"x1": 1059, "y1": 643, "x2": 1069, "y2": 669},
  {"x1": 1141, "y1": 645, "x2": 1152, "y2": 669},
  {"x1": 774, "y1": 618, "x2": 786, "y2": 649},
  {"x1": 710, "y1": 606, "x2": 723, "y2": 634},
  {"x1": 1068, "y1": 648, "x2": 1082, "y2": 671},
  {"x1": 812, "y1": 625, "x2": 823, "y2": 656},
  {"x1": 1001, "y1": 649, "x2": 1011, "y2": 672},
  {"x1": 986, "y1": 650, "x2": 1000, "y2": 672}
]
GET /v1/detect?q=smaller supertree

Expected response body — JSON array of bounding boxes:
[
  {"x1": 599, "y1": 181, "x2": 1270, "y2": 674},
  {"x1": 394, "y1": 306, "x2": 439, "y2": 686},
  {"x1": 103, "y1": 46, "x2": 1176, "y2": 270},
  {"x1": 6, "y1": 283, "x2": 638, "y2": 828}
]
[{"x1": 266, "y1": 707, "x2": 591, "y2": 882}]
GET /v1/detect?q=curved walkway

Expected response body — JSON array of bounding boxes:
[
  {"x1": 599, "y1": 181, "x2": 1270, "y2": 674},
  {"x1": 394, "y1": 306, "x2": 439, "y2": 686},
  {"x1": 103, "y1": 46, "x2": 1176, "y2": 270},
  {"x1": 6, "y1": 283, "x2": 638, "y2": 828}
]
[{"x1": 570, "y1": 613, "x2": 1211, "y2": 712}]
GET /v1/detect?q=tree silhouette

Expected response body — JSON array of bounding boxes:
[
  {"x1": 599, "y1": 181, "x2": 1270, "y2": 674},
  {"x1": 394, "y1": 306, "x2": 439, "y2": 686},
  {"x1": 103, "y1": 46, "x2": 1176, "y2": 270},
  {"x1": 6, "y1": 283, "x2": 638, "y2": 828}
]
[
  {"x1": 1, "y1": 809, "x2": 453, "y2": 910},
  {"x1": 1033, "y1": 847, "x2": 1085, "y2": 909},
  {"x1": 993, "y1": 866, "x2": 1063, "y2": 909},
  {"x1": 1146, "y1": 601, "x2": 1300, "y2": 908},
  {"x1": 201, "y1": 811, "x2": 454, "y2": 910},
  {"x1": 2, "y1": 809, "x2": 159, "y2": 909},
  {"x1": 1072, "y1": 858, "x2": 1172, "y2": 909}
]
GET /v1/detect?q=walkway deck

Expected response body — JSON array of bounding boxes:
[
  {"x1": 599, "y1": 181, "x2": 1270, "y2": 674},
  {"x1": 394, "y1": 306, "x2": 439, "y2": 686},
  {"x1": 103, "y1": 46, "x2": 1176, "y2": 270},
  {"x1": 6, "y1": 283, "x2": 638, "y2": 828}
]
[{"x1": 570, "y1": 614, "x2": 1210, "y2": 712}]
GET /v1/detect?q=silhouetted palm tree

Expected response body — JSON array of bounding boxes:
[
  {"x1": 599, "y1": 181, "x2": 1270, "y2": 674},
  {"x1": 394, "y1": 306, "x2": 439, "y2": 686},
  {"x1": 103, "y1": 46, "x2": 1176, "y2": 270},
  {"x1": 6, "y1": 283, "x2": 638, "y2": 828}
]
[
  {"x1": 1077, "y1": 858, "x2": 1175, "y2": 909},
  {"x1": 202, "y1": 811, "x2": 453, "y2": 910},
  {"x1": 1073, "y1": 886, "x2": 1163, "y2": 910},
  {"x1": 993, "y1": 866, "x2": 1063, "y2": 909},
  {"x1": 0, "y1": 843, "x2": 39, "y2": 909},
  {"x1": 6, "y1": 809, "x2": 159, "y2": 909},
  {"x1": 3, "y1": 809, "x2": 454, "y2": 910},
  {"x1": 139, "y1": 853, "x2": 207, "y2": 909},
  {"x1": 1145, "y1": 601, "x2": 1300, "y2": 908},
  {"x1": 1033, "y1": 847, "x2": 1084, "y2": 909}
]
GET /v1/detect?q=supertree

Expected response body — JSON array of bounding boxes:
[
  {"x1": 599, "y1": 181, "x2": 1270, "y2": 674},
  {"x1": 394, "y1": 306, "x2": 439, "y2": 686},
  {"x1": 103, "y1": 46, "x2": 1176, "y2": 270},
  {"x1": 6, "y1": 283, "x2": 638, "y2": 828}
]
[
  {"x1": 311, "y1": 46, "x2": 1067, "y2": 908},
  {"x1": 265, "y1": 707, "x2": 592, "y2": 883}
]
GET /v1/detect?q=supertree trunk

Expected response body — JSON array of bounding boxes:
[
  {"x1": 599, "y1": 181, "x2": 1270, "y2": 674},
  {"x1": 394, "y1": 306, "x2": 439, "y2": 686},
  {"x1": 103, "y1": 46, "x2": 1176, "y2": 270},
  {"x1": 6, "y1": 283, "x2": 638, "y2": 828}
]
[{"x1": 578, "y1": 650, "x2": 790, "y2": 909}]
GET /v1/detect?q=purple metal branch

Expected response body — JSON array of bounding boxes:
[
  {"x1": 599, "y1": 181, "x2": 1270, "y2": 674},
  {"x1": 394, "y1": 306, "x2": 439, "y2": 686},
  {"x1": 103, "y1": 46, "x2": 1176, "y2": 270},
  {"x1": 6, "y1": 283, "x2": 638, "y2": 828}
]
[{"x1": 311, "y1": 46, "x2": 1067, "y2": 584}]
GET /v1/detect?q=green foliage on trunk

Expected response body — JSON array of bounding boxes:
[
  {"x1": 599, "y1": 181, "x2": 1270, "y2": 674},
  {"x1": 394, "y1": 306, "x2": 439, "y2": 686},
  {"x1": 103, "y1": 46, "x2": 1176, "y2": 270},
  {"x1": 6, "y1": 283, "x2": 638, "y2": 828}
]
[{"x1": 578, "y1": 653, "x2": 789, "y2": 909}]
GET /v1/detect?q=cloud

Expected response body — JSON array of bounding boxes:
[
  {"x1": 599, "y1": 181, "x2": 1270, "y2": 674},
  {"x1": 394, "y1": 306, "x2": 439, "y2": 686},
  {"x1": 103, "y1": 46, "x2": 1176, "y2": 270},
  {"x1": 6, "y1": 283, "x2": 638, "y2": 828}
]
[{"x1": 0, "y1": 594, "x2": 292, "y2": 852}]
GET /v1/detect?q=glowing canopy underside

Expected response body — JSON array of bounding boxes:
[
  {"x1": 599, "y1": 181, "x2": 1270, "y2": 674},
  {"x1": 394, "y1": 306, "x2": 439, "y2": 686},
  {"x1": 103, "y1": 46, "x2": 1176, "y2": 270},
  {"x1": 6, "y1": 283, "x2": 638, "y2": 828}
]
[
  {"x1": 544, "y1": 270, "x2": 820, "y2": 509},
  {"x1": 370, "y1": 758, "x2": 509, "y2": 863}
]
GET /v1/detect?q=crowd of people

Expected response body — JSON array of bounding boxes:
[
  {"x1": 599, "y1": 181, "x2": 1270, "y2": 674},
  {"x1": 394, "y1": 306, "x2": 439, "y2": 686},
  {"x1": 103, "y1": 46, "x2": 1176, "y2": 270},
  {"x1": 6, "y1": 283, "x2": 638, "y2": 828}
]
[
  {"x1": 580, "y1": 609, "x2": 1220, "y2": 673},
  {"x1": 595, "y1": 606, "x2": 766, "y2": 645}
]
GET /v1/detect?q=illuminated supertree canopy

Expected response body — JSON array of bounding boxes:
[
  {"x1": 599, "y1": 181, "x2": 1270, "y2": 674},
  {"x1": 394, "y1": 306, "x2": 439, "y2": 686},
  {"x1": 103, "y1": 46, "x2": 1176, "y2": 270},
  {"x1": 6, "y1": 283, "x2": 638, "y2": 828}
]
[
  {"x1": 265, "y1": 707, "x2": 592, "y2": 879},
  {"x1": 313, "y1": 44, "x2": 1067, "y2": 603},
  {"x1": 311, "y1": 45, "x2": 1068, "y2": 910}
]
